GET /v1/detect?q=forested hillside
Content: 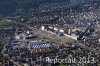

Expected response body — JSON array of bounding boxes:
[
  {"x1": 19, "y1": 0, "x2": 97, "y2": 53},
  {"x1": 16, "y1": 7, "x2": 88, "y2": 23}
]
[{"x1": 0, "y1": 0, "x2": 99, "y2": 16}]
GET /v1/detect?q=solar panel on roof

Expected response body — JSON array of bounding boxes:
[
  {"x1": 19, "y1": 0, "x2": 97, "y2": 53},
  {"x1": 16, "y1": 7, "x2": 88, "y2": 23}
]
[{"x1": 31, "y1": 42, "x2": 51, "y2": 49}]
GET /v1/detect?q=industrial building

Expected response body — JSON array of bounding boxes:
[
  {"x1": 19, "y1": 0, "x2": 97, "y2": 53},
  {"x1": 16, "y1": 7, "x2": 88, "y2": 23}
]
[{"x1": 28, "y1": 41, "x2": 56, "y2": 53}]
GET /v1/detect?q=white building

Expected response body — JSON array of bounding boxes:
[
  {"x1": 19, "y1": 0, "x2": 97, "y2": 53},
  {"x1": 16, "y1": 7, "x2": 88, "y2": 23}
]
[
  {"x1": 24, "y1": 63, "x2": 29, "y2": 66},
  {"x1": 68, "y1": 29, "x2": 72, "y2": 34},
  {"x1": 49, "y1": 26, "x2": 53, "y2": 29},
  {"x1": 41, "y1": 25, "x2": 45, "y2": 30},
  {"x1": 99, "y1": 38, "x2": 100, "y2": 43},
  {"x1": 54, "y1": 27, "x2": 59, "y2": 31},
  {"x1": 41, "y1": 24, "x2": 50, "y2": 30},
  {"x1": 59, "y1": 29, "x2": 64, "y2": 33}
]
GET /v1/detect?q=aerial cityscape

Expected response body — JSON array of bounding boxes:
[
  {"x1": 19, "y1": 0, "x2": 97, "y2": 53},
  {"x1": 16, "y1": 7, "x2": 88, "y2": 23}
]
[{"x1": 0, "y1": 0, "x2": 100, "y2": 66}]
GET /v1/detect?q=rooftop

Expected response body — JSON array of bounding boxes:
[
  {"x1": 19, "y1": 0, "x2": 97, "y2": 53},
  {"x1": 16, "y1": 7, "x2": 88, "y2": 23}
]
[{"x1": 30, "y1": 41, "x2": 51, "y2": 49}]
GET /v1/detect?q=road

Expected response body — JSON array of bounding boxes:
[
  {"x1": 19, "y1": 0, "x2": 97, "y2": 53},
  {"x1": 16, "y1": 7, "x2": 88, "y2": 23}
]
[{"x1": 14, "y1": 21, "x2": 100, "y2": 54}]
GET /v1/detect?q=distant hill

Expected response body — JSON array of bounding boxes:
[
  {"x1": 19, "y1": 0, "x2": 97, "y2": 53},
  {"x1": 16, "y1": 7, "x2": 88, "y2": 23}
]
[
  {"x1": 0, "y1": 0, "x2": 69, "y2": 15},
  {"x1": 0, "y1": 0, "x2": 99, "y2": 16}
]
